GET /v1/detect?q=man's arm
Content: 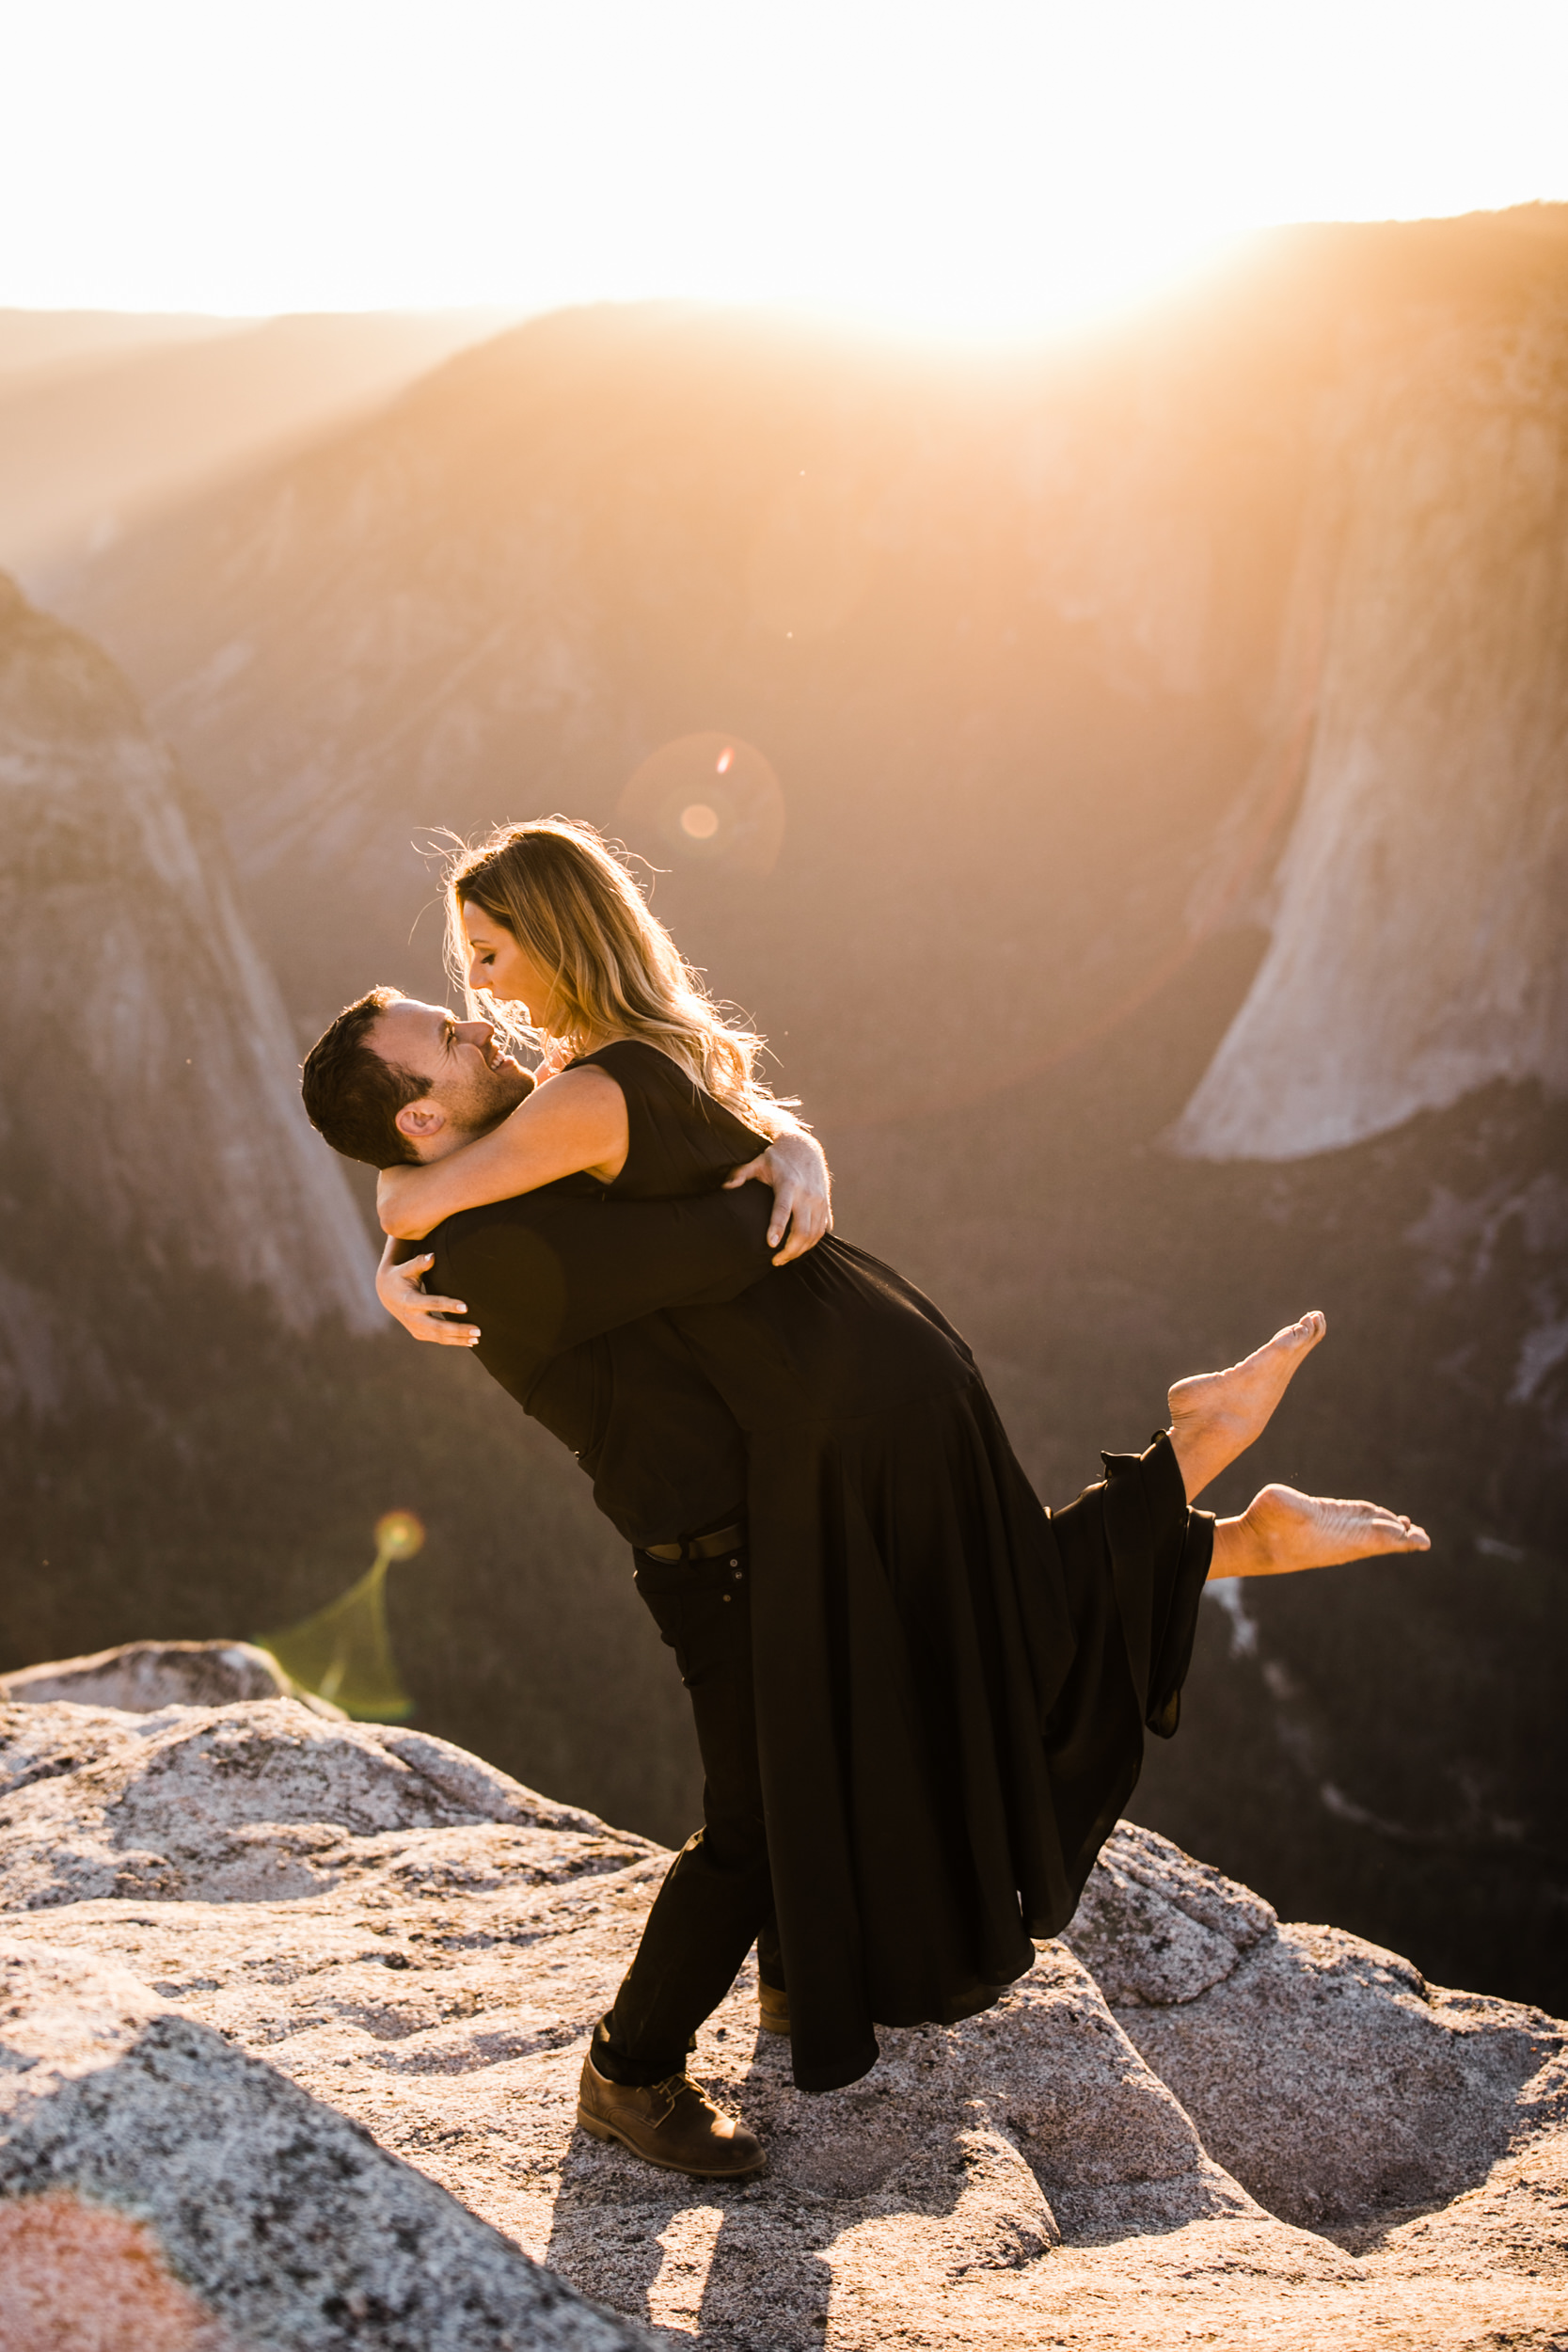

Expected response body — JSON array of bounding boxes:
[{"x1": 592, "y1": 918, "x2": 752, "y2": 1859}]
[
  {"x1": 432, "y1": 1182, "x2": 779, "y2": 1391},
  {"x1": 386, "y1": 1124, "x2": 832, "y2": 1346}
]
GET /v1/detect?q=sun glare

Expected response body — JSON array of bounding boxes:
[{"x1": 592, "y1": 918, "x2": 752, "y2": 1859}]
[{"x1": 0, "y1": 0, "x2": 1563, "y2": 336}]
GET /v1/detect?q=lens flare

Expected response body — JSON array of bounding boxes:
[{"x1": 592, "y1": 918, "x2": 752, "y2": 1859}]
[
  {"x1": 255, "y1": 1512, "x2": 425, "y2": 1722},
  {"x1": 374, "y1": 1509, "x2": 426, "y2": 1559},
  {"x1": 619, "y1": 731, "x2": 786, "y2": 875}
]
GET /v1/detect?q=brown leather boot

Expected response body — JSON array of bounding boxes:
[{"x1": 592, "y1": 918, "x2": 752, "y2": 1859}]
[
  {"x1": 577, "y1": 2052, "x2": 765, "y2": 2178},
  {"x1": 758, "y1": 1981, "x2": 791, "y2": 2036}
]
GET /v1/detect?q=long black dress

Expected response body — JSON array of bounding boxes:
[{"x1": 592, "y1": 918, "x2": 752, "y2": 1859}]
[{"x1": 577, "y1": 1040, "x2": 1212, "y2": 2094}]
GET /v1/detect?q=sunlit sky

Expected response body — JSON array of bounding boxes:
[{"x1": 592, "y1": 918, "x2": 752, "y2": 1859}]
[{"x1": 3, "y1": 0, "x2": 1565, "y2": 339}]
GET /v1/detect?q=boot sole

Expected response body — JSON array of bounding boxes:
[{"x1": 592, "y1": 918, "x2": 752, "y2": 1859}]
[{"x1": 578, "y1": 2103, "x2": 766, "y2": 2179}]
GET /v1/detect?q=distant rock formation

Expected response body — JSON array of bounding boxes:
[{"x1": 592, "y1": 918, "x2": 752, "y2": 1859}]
[
  {"x1": 52, "y1": 279, "x2": 1330, "y2": 1110},
  {"x1": 1174, "y1": 298, "x2": 1568, "y2": 1158},
  {"x1": 0, "y1": 571, "x2": 376, "y2": 1382},
  {"x1": 0, "y1": 1682, "x2": 1563, "y2": 2349}
]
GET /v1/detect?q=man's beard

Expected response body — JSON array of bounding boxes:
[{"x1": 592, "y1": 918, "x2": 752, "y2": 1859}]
[{"x1": 446, "y1": 1067, "x2": 532, "y2": 1138}]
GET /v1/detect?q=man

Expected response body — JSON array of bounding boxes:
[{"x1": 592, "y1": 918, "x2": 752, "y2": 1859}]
[{"x1": 303, "y1": 987, "x2": 832, "y2": 2181}]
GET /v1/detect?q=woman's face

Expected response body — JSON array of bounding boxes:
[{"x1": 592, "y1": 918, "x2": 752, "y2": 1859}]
[{"x1": 460, "y1": 899, "x2": 562, "y2": 1030}]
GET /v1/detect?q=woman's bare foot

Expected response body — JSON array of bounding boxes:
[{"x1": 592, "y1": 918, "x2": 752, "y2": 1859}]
[
  {"x1": 1167, "y1": 1312, "x2": 1327, "y2": 1502},
  {"x1": 1210, "y1": 1484, "x2": 1431, "y2": 1580}
]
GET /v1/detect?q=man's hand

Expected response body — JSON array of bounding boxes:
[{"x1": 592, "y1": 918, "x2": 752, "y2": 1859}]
[
  {"x1": 723, "y1": 1129, "x2": 832, "y2": 1265},
  {"x1": 374, "y1": 1239, "x2": 480, "y2": 1347}
]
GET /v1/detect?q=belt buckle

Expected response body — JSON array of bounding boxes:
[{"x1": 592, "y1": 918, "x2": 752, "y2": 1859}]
[{"x1": 641, "y1": 1519, "x2": 743, "y2": 1565}]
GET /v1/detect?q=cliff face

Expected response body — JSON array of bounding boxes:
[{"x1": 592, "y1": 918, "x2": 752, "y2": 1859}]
[
  {"x1": 1177, "y1": 298, "x2": 1568, "y2": 1157},
  {"x1": 39, "y1": 213, "x2": 1568, "y2": 2011},
  {"x1": 0, "y1": 574, "x2": 375, "y2": 1350}
]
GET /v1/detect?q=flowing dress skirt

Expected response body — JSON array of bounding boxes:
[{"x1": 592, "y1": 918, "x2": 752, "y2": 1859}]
[{"x1": 580, "y1": 1042, "x2": 1212, "y2": 2091}]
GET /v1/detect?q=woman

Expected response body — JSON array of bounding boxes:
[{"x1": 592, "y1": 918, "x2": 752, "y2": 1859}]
[{"x1": 374, "y1": 816, "x2": 1429, "y2": 2172}]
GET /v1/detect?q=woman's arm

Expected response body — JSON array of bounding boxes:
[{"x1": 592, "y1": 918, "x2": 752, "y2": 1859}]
[{"x1": 376, "y1": 1066, "x2": 628, "y2": 1240}]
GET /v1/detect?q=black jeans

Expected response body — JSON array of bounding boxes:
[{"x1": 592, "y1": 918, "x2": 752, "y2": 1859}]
[{"x1": 594, "y1": 1539, "x2": 784, "y2": 2087}]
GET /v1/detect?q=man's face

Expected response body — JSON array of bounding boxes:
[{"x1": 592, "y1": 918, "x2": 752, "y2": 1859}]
[{"x1": 372, "y1": 999, "x2": 531, "y2": 1156}]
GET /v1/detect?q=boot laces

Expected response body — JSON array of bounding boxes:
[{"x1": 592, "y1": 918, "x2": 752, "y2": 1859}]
[{"x1": 647, "y1": 2071, "x2": 735, "y2": 2127}]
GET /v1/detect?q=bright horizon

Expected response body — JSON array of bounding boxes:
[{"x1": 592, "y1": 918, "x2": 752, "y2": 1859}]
[{"x1": 3, "y1": 0, "x2": 1565, "y2": 342}]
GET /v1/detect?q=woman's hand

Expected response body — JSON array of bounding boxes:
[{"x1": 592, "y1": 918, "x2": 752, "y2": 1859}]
[
  {"x1": 724, "y1": 1129, "x2": 833, "y2": 1264},
  {"x1": 374, "y1": 1239, "x2": 480, "y2": 1347}
]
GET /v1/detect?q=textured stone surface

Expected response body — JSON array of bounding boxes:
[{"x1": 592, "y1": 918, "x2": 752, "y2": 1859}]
[
  {"x1": 1116, "y1": 1920, "x2": 1568, "y2": 2232},
  {"x1": 0, "y1": 1638, "x2": 291, "y2": 1712},
  {"x1": 0, "y1": 1938, "x2": 648, "y2": 2350},
  {"x1": 1061, "y1": 1819, "x2": 1277, "y2": 2005},
  {"x1": 0, "y1": 2187, "x2": 244, "y2": 2352},
  {"x1": 1069, "y1": 1820, "x2": 1568, "y2": 2233},
  {"x1": 0, "y1": 1698, "x2": 624, "y2": 1909},
  {"x1": 2, "y1": 1688, "x2": 1565, "y2": 2350}
]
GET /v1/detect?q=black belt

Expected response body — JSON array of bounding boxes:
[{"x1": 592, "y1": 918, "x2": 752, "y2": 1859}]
[{"x1": 641, "y1": 1520, "x2": 745, "y2": 1564}]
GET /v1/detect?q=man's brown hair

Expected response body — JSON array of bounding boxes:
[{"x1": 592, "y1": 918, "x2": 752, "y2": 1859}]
[{"x1": 300, "y1": 988, "x2": 426, "y2": 1168}]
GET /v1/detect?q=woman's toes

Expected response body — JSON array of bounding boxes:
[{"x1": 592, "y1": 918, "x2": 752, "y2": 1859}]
[
  {"x1": 1281, "y1": 1310, "x2": 1326, "y2": 1353},
  {"x1": 1240, "y1": 1486, "x2": 1432, "y2": 1571}
]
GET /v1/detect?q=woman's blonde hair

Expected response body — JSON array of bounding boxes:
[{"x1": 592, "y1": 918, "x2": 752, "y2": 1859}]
[{"x1": 444, "y1": 817, "x2": 790, "y2": 1128}]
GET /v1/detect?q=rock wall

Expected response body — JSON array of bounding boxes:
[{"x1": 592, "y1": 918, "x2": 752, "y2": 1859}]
[
  {"x1": 0, "y1": 573, "x2": 375, "y2": 1349},
  {"x1": 1175, "y1": 299, "x2": 1568, "y2": 1158},
  {"x1": 0, "y1": 1686, "x2": 1563, "y2": 2350}
]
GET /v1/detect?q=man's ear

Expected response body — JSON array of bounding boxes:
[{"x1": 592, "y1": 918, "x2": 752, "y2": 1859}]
[{"x1": 393, "y1": 1098, "x2": 447, "y2": 1145}]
